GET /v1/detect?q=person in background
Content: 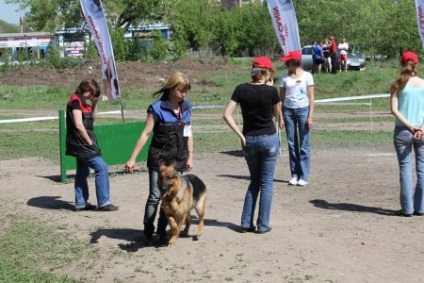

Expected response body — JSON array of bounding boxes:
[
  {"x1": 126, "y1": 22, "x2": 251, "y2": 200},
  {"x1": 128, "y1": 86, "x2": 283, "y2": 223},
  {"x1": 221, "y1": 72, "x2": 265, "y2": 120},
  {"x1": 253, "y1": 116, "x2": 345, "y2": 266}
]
[
  {"x1": 390, "y1": 51, "x2": 424, "y2": 217},
  {"x1": 125, "y1": 72, "x2": 193, "y2": 242},
  {"x1": 312, "y1": 40, "x2": 324, "y2": 74},
  {"x1": 322, "y1": 38, "x2": 332, "y2": 73},
  {"x1": 65, "y1": 79, "x2": 119, "y2": 212},
  {"x1": 223, "y1": 56, "x2": 280, "y2": 234},
  {"x1": 330, "y1": 36, "x2": 338, "y2": 74},
  {"x1": 338, "y1": 36, "x2": 349, "y2": 72},
  {"x1": 279, "y1": 51, "x2": 315, "y2": 186}
]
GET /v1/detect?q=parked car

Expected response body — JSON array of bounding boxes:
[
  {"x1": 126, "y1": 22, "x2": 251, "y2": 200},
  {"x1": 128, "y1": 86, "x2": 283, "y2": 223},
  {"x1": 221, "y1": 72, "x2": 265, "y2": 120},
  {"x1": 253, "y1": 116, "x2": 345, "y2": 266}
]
[
  {"x1": 300, "y1": 45, "x2": 366, "y2": 72},
  {"x1": 301, "y1": 45, "x2": 314, "y2": 71},
  {"x1": 346, "y1": 46, "x2": 366, "y2": 70}
]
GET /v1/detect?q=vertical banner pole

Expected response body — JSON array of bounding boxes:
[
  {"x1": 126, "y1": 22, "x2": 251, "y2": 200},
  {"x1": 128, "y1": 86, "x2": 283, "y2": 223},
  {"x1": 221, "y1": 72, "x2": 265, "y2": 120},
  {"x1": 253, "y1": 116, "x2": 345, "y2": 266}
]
[{"x1": 80, "y1": 0, "x2": 124, "y2": 122}]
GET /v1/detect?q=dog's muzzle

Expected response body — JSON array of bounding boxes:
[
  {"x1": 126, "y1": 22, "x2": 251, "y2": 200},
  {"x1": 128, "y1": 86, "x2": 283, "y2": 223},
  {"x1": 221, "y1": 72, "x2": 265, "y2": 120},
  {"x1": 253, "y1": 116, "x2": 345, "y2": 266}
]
[{"x1": 160, "y1": 183, "x2": 171, "y2": 199}]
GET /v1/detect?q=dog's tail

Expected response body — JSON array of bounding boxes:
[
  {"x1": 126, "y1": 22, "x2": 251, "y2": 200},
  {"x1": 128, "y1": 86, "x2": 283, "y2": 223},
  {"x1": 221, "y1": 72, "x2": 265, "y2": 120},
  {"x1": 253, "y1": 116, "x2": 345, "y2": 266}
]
[{"x1": 183, "y1": 174, "x2": 206, "y2": 201}]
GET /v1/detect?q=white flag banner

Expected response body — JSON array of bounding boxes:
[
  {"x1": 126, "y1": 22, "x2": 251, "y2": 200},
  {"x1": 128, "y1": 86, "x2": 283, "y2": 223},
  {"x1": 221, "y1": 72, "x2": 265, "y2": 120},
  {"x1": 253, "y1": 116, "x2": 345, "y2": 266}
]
[
  {"x1": 267, "y1": 0, "x2": 301, "y2": 54},
  {"x1": 80, "y1": 0, "x2": 120, "y2": 100},
  {"x1": 415, "y1": 0, "x2": 424, "y2": 50}
]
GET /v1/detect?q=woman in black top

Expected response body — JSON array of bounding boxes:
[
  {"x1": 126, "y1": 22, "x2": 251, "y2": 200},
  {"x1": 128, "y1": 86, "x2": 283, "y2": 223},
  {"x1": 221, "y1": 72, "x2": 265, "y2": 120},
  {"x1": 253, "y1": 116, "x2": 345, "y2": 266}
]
[
  {"x1": 66, "y1": 79, "x2": 119, "y2": 212},
  {"x1": 223, "y1": 57, "x2": 280, "y2": 234}
]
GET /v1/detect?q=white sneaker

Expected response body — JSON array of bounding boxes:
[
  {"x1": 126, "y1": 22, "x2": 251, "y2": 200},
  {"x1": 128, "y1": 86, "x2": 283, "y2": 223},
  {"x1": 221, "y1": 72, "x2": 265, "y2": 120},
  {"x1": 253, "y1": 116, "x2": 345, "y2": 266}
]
[
  {"x1": 288, "y1": 177, "x2": 298, "y2": 185},
  {"x1": 297, "y1": 179, "x2": 308, "y2": 186}
]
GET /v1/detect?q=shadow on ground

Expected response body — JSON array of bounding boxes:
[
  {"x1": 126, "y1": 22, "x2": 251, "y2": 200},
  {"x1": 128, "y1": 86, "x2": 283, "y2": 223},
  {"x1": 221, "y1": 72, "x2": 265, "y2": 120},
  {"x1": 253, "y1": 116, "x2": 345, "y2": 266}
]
[
  {"x1": 310, "y1": 199, "x2": 397, "y2": 216},
  {"x1": 97, "y1": 218, "x2": 241, "y2": 252},
  {"x1": 217, "y1": 174, "x2": 286, "y2": 183},
  {"x1": 27, "y1": 196, "x2": 74, "y2": 211}
]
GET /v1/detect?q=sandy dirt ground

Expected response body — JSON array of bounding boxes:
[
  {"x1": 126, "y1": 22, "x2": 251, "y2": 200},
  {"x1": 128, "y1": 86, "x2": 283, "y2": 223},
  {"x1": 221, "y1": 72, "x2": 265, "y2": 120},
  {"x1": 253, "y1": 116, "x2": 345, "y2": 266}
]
[
  {"x1": 1, "y1": 59, "x2": 422, "y2": 282},
  {"x1": 1, "y1": 147, "x2": 424, "y2": 283}
]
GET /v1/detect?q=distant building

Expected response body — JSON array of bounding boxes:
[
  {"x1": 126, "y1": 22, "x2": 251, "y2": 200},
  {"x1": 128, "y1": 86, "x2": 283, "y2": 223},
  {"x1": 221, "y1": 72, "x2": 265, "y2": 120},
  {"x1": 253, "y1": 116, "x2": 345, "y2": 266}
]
[
  {"x1": 55, "y1": 28, "x2": 89, "y2": 58},
  {"x1": 127, "y1": 22, "x2": 170, "y2": 41},
  {"x1": 126, "y1": 22, "x2": 170, "y2": 51},
  {"x1": 0, "y1": 21, "x2": 171, "y2": 61},
  {"x1": 0, "y1": 32, "x2": 56, "y2": 60}
]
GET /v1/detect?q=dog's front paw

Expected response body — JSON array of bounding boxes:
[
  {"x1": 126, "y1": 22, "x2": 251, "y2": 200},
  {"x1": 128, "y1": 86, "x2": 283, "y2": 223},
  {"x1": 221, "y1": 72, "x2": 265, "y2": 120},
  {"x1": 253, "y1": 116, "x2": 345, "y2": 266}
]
[{"x1": 168, "y1": 237, "x2": 177, "y2": 246}]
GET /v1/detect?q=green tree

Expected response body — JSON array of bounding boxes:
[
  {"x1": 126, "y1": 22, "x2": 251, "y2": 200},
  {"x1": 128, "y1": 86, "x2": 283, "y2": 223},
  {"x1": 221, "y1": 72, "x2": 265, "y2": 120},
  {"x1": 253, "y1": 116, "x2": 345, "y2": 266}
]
[
  {"x1": 233, "y1": 3, "x2": 278, "y2": 57},
  {"x1": 150, "y1": 30, "x2": 168, "y2": 60},
  {"x1": 126, "y1": 38, "x2": 142, "y2": 61},
  {"x1": 84, "y1": 39, "x2": 99, "y2": 60},
  {"x1": 294, "y1": 0, "x2": 421, "y2": 57},
  {"x1": 5, "y1": 0, "x2": 166, "y2": 32},
  {"x1": 110, "y1": 26, "x2": 128, "y2": 61},
  {"x1": 168, "y1": 0, "x2": 219, "y2": 51}
]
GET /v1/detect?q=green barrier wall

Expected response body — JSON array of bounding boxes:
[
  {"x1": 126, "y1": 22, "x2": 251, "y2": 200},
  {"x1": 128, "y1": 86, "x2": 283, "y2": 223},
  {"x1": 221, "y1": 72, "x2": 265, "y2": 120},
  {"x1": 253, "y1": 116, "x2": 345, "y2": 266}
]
[{"x1": 59, "y1": 110, "x2": 151, "y2": 183}]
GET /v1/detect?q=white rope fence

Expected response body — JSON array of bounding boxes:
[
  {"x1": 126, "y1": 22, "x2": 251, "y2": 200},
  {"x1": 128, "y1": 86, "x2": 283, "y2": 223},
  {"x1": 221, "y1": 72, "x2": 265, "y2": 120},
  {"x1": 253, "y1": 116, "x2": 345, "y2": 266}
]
[{"x1": 0, "y1": 94, "x2": 390, "y2": 125}]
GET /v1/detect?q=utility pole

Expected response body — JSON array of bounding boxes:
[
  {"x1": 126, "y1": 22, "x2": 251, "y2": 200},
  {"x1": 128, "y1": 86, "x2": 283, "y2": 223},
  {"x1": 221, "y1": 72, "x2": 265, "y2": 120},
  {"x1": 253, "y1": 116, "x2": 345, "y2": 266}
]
[{"x1": 20, "y1": 17, "x2": 23, "y2": 33}]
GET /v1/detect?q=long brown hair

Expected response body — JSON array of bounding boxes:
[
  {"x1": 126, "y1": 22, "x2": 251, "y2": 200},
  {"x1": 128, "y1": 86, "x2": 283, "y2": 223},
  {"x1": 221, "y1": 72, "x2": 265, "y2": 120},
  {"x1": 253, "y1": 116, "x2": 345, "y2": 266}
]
[
  {"x1": 391, "y1": 61, "x2": 418, "y2": 93},
  {"x1": 75, "y1": 79, "x2": 101, "y2": 97}
]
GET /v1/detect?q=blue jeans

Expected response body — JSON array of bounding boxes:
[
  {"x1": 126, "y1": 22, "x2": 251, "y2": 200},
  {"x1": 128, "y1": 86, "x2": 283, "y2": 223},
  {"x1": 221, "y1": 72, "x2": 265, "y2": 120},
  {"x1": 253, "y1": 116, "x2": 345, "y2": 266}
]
[
  {"x1": 393, "y1": 126, "x2": 424, "y2": 214},
  {"x1": 242, "y1": 133, "x2": 279, "y2": 231},
  {"x1": 75, "y1": 156, "x2": 111, "y2": 208},
  {"x1": 283, "y1": 106, "x2": 311, "y2": 181},
  {"x1": 143, "y1": 169, "x2": 174, "y2": 238}
]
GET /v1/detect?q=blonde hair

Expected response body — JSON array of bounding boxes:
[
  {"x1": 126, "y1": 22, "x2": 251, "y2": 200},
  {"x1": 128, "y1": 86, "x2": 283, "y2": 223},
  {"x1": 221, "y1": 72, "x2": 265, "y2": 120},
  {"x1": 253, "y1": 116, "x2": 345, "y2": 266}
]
[
  {"x1": 153, "y1": 71, "x2": 191, "y2": 98},
  {"x1": 391, "y1": 61, "x2": 418, "y2": 93},
  {"x1": 76, "y1": 79, "x2": 101, "y2": 97}
]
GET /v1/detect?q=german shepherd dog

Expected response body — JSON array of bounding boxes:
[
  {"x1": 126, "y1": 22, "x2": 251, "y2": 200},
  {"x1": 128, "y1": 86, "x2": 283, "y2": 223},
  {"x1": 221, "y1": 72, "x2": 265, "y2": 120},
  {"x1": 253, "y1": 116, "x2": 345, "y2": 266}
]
[{"x1": 158, "y1": 165, "x2": 207, "y2": 246}]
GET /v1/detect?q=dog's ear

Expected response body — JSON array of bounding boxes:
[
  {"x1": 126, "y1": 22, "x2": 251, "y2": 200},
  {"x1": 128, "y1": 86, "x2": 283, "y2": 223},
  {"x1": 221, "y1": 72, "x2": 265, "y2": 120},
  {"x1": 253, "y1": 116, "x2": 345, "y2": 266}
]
[{"x1": 159, "y1": 159, "x2": 167, "y2": 172}]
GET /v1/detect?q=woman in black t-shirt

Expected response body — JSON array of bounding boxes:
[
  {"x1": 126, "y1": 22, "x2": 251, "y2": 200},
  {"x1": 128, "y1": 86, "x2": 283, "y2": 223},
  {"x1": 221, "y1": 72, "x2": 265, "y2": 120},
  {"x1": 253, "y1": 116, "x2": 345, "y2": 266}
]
[{"x1": 223, "y1": 56, "x2": 280, "y2": 234}]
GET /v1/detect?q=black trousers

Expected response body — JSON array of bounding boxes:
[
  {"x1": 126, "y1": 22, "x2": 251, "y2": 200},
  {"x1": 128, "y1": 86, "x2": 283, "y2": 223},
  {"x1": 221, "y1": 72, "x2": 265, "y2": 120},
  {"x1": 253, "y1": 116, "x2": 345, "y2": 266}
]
[{"x1": 331, "y1": 53, "x2": 338, "y2": 74}]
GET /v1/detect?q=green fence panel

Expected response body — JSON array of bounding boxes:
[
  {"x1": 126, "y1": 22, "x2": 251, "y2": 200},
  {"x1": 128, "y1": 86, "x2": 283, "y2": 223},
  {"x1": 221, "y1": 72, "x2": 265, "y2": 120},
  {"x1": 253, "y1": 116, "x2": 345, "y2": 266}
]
[{"x1": 59, "y1": 110, "x2": 151, "y2": 183}]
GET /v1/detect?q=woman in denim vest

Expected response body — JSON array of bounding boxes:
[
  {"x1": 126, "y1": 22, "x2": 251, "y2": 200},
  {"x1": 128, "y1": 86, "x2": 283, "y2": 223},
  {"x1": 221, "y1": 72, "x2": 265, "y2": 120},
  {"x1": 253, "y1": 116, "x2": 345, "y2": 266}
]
[{"x1": 125, "y1": 72, "x2": 193, "y2": 242}]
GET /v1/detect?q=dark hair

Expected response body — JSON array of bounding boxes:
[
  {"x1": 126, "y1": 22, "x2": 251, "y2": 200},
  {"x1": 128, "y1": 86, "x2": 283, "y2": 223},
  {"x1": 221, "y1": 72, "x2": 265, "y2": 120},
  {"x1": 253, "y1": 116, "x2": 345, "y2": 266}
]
[
  {"x1": 391, "y1": 61, "x2": 418, "y2": 94},
  {"x1": 75, "y1": 79, "x2": 101, "y2": 98},
  {"x1": 251, "y1": 68, "x2": 272, "y2": 83},
  {"x1": 285, "y1": 59, "x2": 301, "y2": 68}
]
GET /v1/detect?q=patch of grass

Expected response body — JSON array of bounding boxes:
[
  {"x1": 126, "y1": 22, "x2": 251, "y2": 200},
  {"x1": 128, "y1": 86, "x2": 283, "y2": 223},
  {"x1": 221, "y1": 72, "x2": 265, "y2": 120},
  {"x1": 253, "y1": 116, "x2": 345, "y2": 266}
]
[
  {"x1": 0, "y1": 131, "x2": 59, "y2": 161},
  {"x1": 0, "y1": 214, "x2": 98, "y2": 283},
  {"x1": 0, "y1": 60, "x2": 401, "y2": 113},
  {"x1": 312, "y1": 130, "x2": 392, "y2": 149}
]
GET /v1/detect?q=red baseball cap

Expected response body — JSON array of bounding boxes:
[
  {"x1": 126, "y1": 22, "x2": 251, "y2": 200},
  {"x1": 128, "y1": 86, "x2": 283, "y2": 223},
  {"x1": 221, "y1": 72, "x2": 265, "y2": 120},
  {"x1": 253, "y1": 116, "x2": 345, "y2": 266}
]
[
  {"x1": 252, "y1": 56, "x2": 275, "y2": 73},
  {"x1": 280, "y1": 50, "x2": 302, "y2": 62},
  {"x1": 401, "y1": 51, "x2": 419, "y2": 64}
]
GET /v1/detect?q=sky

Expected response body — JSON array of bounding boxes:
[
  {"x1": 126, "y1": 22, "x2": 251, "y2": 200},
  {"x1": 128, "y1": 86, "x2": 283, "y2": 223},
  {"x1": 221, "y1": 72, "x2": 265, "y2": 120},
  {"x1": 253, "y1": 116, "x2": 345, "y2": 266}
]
[{"x1": 0, "y1": 0, "x2": 27, "y2": 25}]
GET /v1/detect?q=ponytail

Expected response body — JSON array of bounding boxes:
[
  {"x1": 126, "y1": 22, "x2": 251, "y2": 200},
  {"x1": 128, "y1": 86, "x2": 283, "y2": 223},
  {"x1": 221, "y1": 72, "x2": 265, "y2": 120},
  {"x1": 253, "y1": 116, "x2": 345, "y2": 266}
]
[{"x1": 391, "y1": 61, "x2": 418, "y2": 93}]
